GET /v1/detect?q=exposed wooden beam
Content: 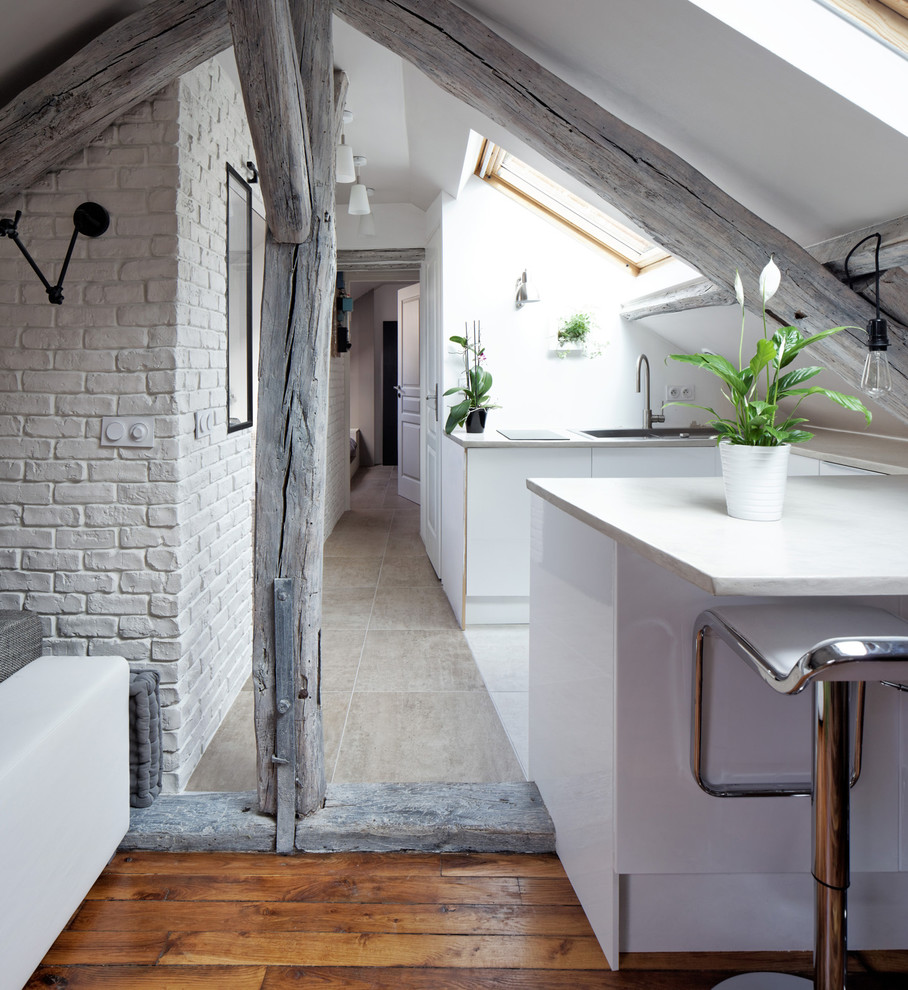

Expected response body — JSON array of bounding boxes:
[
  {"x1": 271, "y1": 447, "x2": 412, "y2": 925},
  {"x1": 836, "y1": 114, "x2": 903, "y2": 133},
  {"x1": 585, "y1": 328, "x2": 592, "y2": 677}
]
[
  {"x1": 620, "y1": 278, "x2": 735, "y2": 322},
  {"x1": 226, "y1": 0, "x2": 312, "y2": 242},
  {"x1": 622, "y1": 213, "x2": 908, "y2": 319},
  {"x1": 333, "y1": 0, "x2": 907, "y2": 421},
  {"x1": 811, "y1": 213, "x2": 908, "y2": 279},
  {"x1": 252, "y1": 0, "x2": 335, "y2": 818},
  {"x1": 337, "y1": 248, "x2": 426, "y2": 272},
  {"x1": 0, "y1": 0, "x2": 231, "y2": 205}
]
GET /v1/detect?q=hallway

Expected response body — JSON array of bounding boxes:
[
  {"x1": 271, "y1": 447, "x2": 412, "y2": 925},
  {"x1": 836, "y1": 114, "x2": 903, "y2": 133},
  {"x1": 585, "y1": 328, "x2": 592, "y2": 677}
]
[{"x1": 188, "y1": 467, "x2": 525, "y2": 791}]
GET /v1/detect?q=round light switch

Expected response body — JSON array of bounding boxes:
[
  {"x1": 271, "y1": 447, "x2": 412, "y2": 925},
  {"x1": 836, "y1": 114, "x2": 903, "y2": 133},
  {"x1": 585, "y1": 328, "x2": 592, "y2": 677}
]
[
  {"x1": 129, "y1": 422, "x2": 149, "y2": 442},
  {"x1": 104, "y1": 421, "x2": 125, "y2": 442}
]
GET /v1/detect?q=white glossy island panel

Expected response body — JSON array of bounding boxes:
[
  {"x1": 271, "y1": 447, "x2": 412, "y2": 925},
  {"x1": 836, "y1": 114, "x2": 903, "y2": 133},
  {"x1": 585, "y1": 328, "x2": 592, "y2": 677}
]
[{"x1": 527, "y1": 476, "x2": 908, "y2": 966}]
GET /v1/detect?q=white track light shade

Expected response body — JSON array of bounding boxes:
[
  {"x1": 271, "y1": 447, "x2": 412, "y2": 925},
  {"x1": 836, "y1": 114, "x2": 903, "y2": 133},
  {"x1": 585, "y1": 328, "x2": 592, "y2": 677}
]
[
  {"x1": 336, "y1": 137, "x2": 356, "y2": 183},
  {"x1": 348, "y1": 182, "x2": 370, "y2": 215}
]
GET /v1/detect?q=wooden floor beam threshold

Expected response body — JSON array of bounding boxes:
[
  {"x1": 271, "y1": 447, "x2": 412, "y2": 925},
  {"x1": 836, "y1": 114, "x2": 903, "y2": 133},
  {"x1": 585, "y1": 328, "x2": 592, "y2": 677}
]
[{"x1": 123, "y1": 781, "x2": 555, "y2": 853}]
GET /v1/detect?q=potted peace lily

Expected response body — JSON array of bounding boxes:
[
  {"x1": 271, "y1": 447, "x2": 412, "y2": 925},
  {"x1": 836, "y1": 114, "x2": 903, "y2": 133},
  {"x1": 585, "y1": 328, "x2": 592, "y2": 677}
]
[
  {"x1": 670, "y1": 257, "x2": 871, "y2": 520},
  {"x1": 444, "y1": 321, "x2": 498, "y2": 434}
]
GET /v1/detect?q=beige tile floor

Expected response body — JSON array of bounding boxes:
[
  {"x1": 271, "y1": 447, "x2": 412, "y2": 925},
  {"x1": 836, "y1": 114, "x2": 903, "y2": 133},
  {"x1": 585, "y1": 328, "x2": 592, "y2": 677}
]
[{"x1": 187, "y1": 466, "x2": 526, "y2": 791}]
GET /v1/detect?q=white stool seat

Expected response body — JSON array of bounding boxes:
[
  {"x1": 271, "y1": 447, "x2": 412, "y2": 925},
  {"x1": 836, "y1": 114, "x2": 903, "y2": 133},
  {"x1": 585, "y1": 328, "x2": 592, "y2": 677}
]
[
  {"x1": 698, "y1": 601, "x2": 908, "y2": 694},
  {"x1": 693, "y1": 601, "x2": 908, "y2": 990}
]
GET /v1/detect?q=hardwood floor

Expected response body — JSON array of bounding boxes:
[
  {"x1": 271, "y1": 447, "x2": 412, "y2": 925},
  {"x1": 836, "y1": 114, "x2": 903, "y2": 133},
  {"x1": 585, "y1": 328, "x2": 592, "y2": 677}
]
[{"x1": 27, "y1": 852, "x2": 908, "y2": 989}]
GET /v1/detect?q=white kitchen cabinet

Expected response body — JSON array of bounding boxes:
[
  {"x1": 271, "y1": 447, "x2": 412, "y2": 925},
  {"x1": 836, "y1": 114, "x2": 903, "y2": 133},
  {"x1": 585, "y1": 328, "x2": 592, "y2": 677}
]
[
  {"x1": 591, "y1": 444, "x2": 718, "y2": 477},
  {"x1": 442, "y1": 437, "x2": 719, "y2": 626}
]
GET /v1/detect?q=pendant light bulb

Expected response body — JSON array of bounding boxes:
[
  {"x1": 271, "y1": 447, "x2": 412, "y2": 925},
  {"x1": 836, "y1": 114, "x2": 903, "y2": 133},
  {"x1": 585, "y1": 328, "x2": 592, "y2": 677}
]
[{"x1": 861, "y1": 316, "x2": 892, "y2": 397}]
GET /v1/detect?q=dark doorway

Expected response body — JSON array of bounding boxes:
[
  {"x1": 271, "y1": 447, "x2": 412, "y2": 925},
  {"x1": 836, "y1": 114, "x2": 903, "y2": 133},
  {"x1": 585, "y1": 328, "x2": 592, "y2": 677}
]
[{"x1": 382, "y1": 320, "x2": 398, "y2": 466}]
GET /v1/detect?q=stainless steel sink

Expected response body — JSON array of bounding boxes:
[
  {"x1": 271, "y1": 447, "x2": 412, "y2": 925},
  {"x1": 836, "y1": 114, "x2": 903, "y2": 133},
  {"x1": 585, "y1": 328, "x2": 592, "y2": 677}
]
[{"x1": 574, "y1": 427, "x2": 718, "y2": 440}]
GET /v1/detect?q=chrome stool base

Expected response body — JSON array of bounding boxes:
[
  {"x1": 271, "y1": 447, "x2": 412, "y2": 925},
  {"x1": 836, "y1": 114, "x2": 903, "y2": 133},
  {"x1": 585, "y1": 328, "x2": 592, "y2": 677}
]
[{"x1": 713, "y1": 976, "x2": 811, "y2": 989}]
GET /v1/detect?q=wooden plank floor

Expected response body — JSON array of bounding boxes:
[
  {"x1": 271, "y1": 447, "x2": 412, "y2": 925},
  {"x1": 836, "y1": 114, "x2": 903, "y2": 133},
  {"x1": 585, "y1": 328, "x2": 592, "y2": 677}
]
[{"x1": 26, "y1": 851, "x2": 908, "y2": 988}]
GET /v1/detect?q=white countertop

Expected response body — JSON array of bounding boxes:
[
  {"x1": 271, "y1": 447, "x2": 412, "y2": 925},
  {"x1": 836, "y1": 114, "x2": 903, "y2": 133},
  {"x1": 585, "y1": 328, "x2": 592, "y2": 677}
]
[
  {"x1": 527, "y1": 474, "x2": 908, "y2": 596},
  {"x1": 445, "y1": 428, "x2": 717, "y2": 449},
  {"x1": 446, "y1": 425, "x2": 908, "y2": 472}
]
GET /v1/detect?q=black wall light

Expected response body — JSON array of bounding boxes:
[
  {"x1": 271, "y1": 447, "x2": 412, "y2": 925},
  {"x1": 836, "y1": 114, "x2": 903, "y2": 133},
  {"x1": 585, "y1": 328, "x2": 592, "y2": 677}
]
[
  {"x1": 845, "y1": 231, "x2": 892, "y2": 397},
  {"x1": 0, "y1": 201, "x2": 110, "y2": 305}
]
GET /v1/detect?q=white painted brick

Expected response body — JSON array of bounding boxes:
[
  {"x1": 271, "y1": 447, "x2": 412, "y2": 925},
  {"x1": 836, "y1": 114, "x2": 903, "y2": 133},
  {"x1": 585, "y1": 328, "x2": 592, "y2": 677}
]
[
  {"x1": 56, "y1": 615, "x2": 119, "y2": 637},
  {"x1": 0, "y1": 528, "x2": 53, "y2": 548},
  {"x1": 88, "y1": 461, "x2": 148, "y2": 483},
  {"x1": 88, "y1": 593, "x2": 149, "y2": 615},
  {"x1": 121, "y1": 571, "x2": 167, "y2": 594},
  {"x1": 84, "y1": 504, "x2": 147, "y2": 526},
  {"x1": 55, "y1": 572, "x2": 116, "y2": 594},
  {"x1": 83, "y1": 548, "x2": 147, "y2": 571},
  {"x1": 0, "y1": 572, "x2": 53, "y2": 592},
  {"x1": 25, "y1": 592, "x2": 84, "y2": 614},
  {"x1": 55, "y1": 529, "x2": 116, "y2": 549},
  {"x1": 55, "y1": 395, "x2": 118, "y2": 416},
  {"x1": 54, "y1": 482, "x2": 117, "y2": 504},
  {"x1": 24, "y1": 460, "x2": 84, "y2": 483},
  {"x1": 88, "y1": 638, "x2": 150, "y2": 660}
]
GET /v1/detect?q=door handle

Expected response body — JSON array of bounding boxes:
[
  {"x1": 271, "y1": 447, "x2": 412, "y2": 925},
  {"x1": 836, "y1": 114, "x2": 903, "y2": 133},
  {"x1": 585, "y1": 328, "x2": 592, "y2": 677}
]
[
  {"x1": 425, "y1": 383, "x2": 438, "y2": 421},
  {"x1": 393, "y1": 385, "x2": 403, "y2": 398}
]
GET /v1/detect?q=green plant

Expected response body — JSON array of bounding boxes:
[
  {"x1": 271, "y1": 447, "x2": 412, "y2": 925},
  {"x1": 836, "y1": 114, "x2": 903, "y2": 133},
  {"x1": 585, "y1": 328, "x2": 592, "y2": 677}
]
[
  {"x1": 669, "y1": 257, "x2": 871, "y2": 445},
  {"x1": 557, "y1": 312, "x2": 593, "y2": 346},
  {"x1": 444, "y1": 321, "x2": 497, "y2": 434}
]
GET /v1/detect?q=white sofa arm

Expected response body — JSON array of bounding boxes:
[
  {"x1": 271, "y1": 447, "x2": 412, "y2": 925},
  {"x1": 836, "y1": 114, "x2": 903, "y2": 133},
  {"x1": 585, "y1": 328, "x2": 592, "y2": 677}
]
[{"x1": 0, "y1": 656, "x2": 130, "y2": 990}]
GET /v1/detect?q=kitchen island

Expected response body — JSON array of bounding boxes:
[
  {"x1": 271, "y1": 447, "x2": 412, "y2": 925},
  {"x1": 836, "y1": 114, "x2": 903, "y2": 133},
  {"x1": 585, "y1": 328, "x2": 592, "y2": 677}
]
[{"x1": 527, "y1": 474, "x2": 908, "y2": 968}]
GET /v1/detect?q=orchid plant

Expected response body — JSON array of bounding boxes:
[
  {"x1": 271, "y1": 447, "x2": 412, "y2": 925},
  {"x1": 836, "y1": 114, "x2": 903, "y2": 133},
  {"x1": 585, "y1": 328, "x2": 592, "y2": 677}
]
[
  {"x1": 444, "y1": 321, "x2": 498, "y2": 434},
  {"x1": 670, "y1": 257, "x2": 871, "y2": 446}
]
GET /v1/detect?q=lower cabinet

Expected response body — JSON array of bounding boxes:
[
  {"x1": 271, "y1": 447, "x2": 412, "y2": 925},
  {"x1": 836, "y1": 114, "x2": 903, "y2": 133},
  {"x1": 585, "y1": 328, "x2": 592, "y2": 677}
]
[{"x1": 442, "y1": 440, "x2": 720, "y2": 626}]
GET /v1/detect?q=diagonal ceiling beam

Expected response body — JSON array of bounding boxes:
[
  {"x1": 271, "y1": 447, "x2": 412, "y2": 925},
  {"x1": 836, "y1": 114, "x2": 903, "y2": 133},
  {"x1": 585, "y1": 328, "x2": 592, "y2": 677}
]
[
  {"x1": 622, "y1": 212, "x2": 908, "y2": 320},
  {"x1": 333, "y1": 0, "x2": 907, "y2": 421},
  {"x1": 227, "y1": 0, "x2": 313, "y2": 242},
  {"x1": 0, "y1": 0, "x2": 231, "y2": 206}
]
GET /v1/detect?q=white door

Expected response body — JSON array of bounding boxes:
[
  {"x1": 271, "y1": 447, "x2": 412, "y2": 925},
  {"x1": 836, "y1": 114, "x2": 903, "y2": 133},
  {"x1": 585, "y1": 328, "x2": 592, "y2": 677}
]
[
  {"x1": 397, "y1": 284, "x2": 421, "y2": 504},
  {"x1": 421, "y1": 228, "x2": 442, "y2": 576}
]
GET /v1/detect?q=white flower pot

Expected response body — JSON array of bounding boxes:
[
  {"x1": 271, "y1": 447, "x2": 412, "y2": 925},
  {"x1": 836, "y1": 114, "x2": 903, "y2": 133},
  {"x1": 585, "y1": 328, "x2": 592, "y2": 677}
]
[{"x1": 719, "y1": 442, "x2": 791, "y2": 521}]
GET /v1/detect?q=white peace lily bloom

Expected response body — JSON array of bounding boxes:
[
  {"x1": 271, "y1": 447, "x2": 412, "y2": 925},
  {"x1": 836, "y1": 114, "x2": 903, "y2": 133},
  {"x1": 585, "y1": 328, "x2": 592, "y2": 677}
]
[
  {"x1": 734, "y1": 270, "x2": 744, "y2": 307},
  {"x1": 759, "y1": 256, "x2": 781, "y2": 303}
]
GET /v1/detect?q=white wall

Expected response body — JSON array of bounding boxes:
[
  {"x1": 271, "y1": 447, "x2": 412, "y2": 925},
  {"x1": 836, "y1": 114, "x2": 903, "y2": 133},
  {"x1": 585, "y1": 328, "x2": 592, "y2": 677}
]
[{"x1": 440, "y1": 176, "x2": 725, "y2": 431}]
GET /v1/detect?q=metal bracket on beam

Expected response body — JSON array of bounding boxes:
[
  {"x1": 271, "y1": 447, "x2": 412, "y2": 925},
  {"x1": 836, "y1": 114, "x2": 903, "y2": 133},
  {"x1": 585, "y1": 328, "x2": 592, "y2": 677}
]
[{"x1": 273, "y1": 578, "x2": 297, "y2": 853}]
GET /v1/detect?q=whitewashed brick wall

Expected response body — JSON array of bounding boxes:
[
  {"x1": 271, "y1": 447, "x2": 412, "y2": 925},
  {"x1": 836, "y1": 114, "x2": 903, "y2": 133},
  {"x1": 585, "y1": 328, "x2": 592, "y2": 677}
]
[{"x1": 0, "y1": 58, "x2": 258, "y2": 792}]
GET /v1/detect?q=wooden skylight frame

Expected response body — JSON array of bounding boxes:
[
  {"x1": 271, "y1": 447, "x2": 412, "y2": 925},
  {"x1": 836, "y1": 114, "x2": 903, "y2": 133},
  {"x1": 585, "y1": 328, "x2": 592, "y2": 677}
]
[{"x1": 474, "y1": 139, "x2": 670, "y2": 275}]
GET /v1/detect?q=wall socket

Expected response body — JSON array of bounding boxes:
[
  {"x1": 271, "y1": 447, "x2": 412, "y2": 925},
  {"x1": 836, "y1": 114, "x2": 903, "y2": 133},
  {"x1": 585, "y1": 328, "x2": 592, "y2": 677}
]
[{"x1": 665, "y1": 384, "x2": 695, "y2": 401}]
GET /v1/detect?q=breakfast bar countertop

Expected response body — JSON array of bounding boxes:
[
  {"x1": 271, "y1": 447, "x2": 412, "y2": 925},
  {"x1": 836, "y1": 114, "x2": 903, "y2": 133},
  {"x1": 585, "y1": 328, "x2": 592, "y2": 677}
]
[{"x1": 526, "y1": 473, "x2": 908, "y2": 597}]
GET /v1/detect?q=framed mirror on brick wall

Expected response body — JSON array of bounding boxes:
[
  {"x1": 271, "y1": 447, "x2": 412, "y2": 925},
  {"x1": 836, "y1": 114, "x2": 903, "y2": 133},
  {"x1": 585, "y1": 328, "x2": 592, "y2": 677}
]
[{"x1": 227, "y1": 164, "x2": 253, "y2": 433}]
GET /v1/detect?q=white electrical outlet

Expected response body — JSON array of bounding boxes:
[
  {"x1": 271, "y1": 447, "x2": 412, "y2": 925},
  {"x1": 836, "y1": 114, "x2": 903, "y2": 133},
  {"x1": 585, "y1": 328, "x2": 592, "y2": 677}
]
[{"x1": 666, "y1": 384, "x2": 695, "y2": 401}]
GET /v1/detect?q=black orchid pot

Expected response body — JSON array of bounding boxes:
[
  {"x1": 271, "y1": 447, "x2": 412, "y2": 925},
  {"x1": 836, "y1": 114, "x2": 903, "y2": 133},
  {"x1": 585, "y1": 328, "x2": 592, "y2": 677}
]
[{"x1": 466, "y1": 408, "x2": 487, "y2": 433}]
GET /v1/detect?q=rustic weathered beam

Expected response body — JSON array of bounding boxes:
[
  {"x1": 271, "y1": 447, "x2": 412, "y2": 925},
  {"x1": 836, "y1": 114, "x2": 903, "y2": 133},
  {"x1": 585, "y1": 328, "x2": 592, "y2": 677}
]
[
  {"x1": 621, "y1": 213, "x2": 908, "y2": 320},
  {"x1": 811, "y1": 213, "x2": 908, "y2": 279},
  {"x1": 0, "y1": 0, "x2": 231, "y2": 205},
  {"x1": 337, "y1": 248, "x2": 426, "y2": 271},
  {"x1": 333, "y1": 0, "x2": 907, "y2": 421},
  {"x1": 253, "y1": 0, "x2": 334, "y2": 818},
  {"x1": 226, "y1": 0, "x2": 312, "y2": 242},
  {"x1": 620, "y1": 277, "x2": 735, "y2": 322}
]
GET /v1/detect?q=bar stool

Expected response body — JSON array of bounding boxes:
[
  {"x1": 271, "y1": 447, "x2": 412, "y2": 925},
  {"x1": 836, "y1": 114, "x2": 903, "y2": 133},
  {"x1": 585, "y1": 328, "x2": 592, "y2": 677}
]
[{"x1": 692, "y1": 601, "x2": 908, "y2": 990}]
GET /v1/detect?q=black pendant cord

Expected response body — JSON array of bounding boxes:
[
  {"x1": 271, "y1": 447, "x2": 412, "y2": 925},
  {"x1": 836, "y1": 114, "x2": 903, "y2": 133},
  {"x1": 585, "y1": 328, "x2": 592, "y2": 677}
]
[{"x1": 0, "y1": 201, "x2": 109, "y2": 305}]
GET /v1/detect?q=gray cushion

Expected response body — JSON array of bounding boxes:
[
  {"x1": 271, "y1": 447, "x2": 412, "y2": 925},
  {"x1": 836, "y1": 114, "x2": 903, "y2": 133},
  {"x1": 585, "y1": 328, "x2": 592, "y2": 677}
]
[{"x1": 0, "y1": 611, "x2": 43, "y2": 685}]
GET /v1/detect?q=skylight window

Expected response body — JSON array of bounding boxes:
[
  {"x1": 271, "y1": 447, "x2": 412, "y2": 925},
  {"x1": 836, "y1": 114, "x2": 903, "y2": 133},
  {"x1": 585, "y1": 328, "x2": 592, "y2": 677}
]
[{"x1": 475, "y1": 140, "x2": 670, "y2": 275}]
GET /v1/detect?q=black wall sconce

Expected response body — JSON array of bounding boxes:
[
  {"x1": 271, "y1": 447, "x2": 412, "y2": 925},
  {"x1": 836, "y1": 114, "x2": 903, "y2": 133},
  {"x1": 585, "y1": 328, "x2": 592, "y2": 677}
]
[
  {"x1": 244, "y1": 161, "x2": 259, "y2": 184},
  {"x1": 0, "y1": 201, "x2": 110, "y2": 305},
  {"x1": 845, "y1": 232, "x2": 892, "y2": 397}
]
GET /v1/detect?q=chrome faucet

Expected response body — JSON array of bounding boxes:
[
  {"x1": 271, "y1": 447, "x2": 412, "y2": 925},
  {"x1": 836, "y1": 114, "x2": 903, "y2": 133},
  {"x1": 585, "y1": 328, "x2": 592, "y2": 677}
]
[{"x1": 635, "y1": 353, "x2": 665, "y2": 430}]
